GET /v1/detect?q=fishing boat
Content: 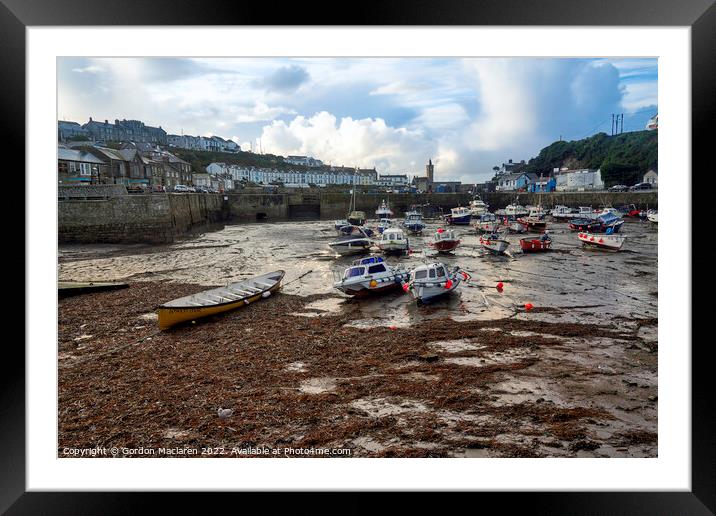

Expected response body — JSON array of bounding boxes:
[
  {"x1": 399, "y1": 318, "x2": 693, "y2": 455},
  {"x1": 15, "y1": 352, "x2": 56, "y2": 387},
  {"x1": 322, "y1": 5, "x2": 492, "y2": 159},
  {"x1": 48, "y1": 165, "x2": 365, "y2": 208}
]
[
  {"x1": 495, "y1": 203, "x2": 529, "y2": 219},
  {"x1": 577, "y1": 232, "x2": 626, "y2": 251},
  {"x1": 576, "y1": 206, "x2": 597, "y2": 219},
  {"x1": 375, "y1": 199, "x2": 394, "y2": 218},
  {"x1": 647, "y1": 209, "x2": 658, "y2": 223},
  {"x1": 516, "y1": 216, "x2": 547, "y2": 232},
  {"x1": 377, "y1": 227, "x2": 409, "y2": 254},
  {"x1": 551, "y1": 205, "x2": 575, "y2": 220},
  {"x1": 473, "y1": 212, "x2": 499, "y2": 233},
  {"x1": 444, "y1": 206, "x2": 472, "y2": 225},
  {"x1": 334, "y1": 219, "x2": 350, "y2": 232},
  {"x1": 620, "y1": 204, "x2": 643, "y2": 218},
  {"x1": 526, "y1": 205, "x2": 547, "y2": 219},
  {"x1": 595, "y1": 206, "x2": 623, "y2": 218},
  {"x1": 403, "y1": 209, "x2": 426, "y2": 234},
  {"x1": 519, "y1": 233, "x2": 552, "y2": 253},
  {"x1": 377, "y1": 218, "x2": 394, "y2": 234},
  {"x1": 468, "y1": 195, "x2": 489, "y2": 216},
  {"x1": 595, "y1": 211, "x2": 624, "y2": 233},
  {"x1": 479, "y1": 233, "x2": 510, "y2": 254},
  {"x1": 507, "y1": 221, "x2": 527, "y2": 234},
  {"x1": 158, "y1": 270, "x2": 285, "y2": 330},
  {"x1": 569, "y1": 218, "x2": 602, "y2": 232},
  {"x1": 334, "y1": 256, "x2": 409, "y2": 297},
  {"x1": 429, "y1": 227, "x2": 460, "y2": 254},
  {"x1": 328, "y1": 226, "x2": 372, "y2": 256},
  {"x1": 338, "y1": 224, "x2": 373, "y2": 237},
  {"x1": 403, "y1": 262, "x2": 469, "y2": 305}
]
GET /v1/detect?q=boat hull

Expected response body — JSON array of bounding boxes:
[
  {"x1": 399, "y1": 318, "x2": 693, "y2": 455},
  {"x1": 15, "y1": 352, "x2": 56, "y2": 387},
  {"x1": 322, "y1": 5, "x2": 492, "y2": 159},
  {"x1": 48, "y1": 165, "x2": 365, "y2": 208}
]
[
  {"x1": 577, "y1": 232, "x2": 625, "y2": 251},
  {"x1": 409, "y1": 277, "x2": 462, "y2": 303},
  {"x1": 479, "y1": 236, "x2": 510, "y2": 254},
  {"x1": 430, "y1": 240, "x2": 460, "y2": 253},
  {"x1": 335, "y1": 272, "x2": 409, "y2": 297},
  {"x1": 519, "y1": 238, "x2": 552, "y2": 253},
  {"x1": 158, "y1": 271, "x2": 284, "y2": 330},
  {"x1": 445, "y1": 214, "x2": 471, "y2": 225},
  {"x1": 378, "y1": 242, "x2": 409, "y2": 254}
]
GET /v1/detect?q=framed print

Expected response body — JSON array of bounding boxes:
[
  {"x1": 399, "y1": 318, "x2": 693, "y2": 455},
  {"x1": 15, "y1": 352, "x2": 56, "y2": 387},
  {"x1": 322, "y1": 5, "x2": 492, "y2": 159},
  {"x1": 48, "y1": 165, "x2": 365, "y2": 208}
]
[{"x1": 5, "y1": 0, "x2": 712, "y2": 511}]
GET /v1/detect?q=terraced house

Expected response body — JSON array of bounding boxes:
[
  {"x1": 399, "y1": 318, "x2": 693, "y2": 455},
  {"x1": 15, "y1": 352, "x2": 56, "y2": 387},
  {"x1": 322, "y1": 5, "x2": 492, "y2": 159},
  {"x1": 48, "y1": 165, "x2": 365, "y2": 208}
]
[{"x1": 81, "y1": 118, "x2": 167, "y2": 145}]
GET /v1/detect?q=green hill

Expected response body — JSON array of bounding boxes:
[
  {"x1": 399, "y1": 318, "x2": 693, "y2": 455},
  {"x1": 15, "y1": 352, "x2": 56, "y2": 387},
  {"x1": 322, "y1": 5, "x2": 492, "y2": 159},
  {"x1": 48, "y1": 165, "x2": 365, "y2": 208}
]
[{"x1": 522, "y1": 130, "x2": 658, "y2": 186}]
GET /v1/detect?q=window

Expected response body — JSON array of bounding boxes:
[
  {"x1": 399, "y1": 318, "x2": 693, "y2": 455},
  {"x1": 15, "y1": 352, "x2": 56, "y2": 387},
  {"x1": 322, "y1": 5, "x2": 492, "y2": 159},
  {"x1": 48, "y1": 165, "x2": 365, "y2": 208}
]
[
  {"x1": 429, "y1": 269, "x2": 436, "y2": 278},
  {"x1": 345, "y1": 267, "x2": 365, "y2": 279},
  {"x1": 368, "y1": 264, "x2": 386, "y2": 274},
  {"x1": 58, "y1": 161, "x2": 68, "y2": 175},
  {"x1": 414, "y1": 269, "x2": 427, "y2": 280},
  {"x1": 436, "y1": 267, "x2": 446, "y2": 278}
]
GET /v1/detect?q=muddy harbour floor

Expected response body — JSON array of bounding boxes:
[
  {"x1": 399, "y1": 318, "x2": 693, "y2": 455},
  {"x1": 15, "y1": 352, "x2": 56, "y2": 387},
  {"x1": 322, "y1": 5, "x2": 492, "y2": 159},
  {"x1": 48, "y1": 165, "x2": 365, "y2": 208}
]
[{"x1": 58, "y1": 218, "x2": 658, "y2": 458}]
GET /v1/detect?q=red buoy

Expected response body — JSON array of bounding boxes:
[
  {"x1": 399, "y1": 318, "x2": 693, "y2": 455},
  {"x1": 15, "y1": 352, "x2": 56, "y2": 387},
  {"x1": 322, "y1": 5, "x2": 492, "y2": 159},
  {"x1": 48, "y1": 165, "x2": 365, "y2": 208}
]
[
  {"x1": 445, "y1": 279, "x2": 453, "y2": 289},
  {"x1": 497, "y1": 281, "x2": 504, "y2": 291},
  {"x1": 525, "y1": 303, "x2": 534, "y2": 311}
]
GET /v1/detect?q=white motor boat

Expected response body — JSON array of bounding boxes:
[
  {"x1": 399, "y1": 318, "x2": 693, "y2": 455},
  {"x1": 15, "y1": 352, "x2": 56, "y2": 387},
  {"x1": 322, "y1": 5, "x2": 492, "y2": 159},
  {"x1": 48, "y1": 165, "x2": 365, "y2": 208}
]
[
  {"x1": 375, "y1": 199, "x2": 394, "y2": 218},
  {"x1": 473, "y1": 213, "x2": 499, "y2": 233},
  {"x1": 334, "y1": 256, "x2": 409, "y2": 297},
  {"x1": 647, "y1": 209, "x2": 658, "y2": 223},
  {"x1": 403, "y1": 210, "x2": 426, "y2": 234},
  {"x1": 551, "y1": 205, "x2": 575, "y2": 220},
  {"x1": 595, "y1": 206, "x2": 623, "y2": 219},
  {"x1": 468, "y1": 196, "x2": 489, "y2": 216},
  {"x1": 377, "y1": 218, "x2": 394, "y2": 234},
  {"x1": 495, "y1": 203, "x2": 529, "y2": 219},
  {"x1": 404, "y1": 262, "x2": 468, "y2": 305},
  {"x1": 577, "y1": 232, "x2": 626, "y2": 251},
  {"x1": 577, "y1": 206, "x2": 598, "y2": 219},
  {"x1": 377, "y1": 227, "x2": 409, "y2": 254},
  {"x1": 328, "y1": 227, "x2": 372, "y2": 256},
  {"x1": 479, "y1": 232, "x2": 510, "y2": 254},
  {"x1": 526, "y1": 205, "x2": 547, "y2": 219},
  {"x1": 334, "y1": 219, "x2": 350, "y2": 232}
]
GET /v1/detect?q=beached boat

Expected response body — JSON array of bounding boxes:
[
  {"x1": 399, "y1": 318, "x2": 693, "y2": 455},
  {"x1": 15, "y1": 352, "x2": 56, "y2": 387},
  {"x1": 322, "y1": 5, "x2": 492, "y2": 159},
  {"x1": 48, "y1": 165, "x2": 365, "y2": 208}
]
[
  {"x1": 377, "y1": 227, "x2": 409, "y2": 254},
  {"x1": 58, "y1": 281, "x2": 129, "y2": 298},
  {"x1": 444, "y1": 206, "x2": 472, "y2": 225},
  {"x1": 347, "y1": 210, "x2": 366, "y2": 226},
  {"x1": 576, "y1": 206, "x2": 597, "y2": 219},
  {"x1": 429, "y1": 227, "x2": 460, "y2": 254},
  {"x1": 495, "y1": 203, "x2": 529, "y2": 219},
  {"x1": 377, "y1": 218, "x2": 394, "y2": 234},
  {"x1": 517, "y1": 216, "x2": 547, "y2": 232},
  {"x1": 520, "y1": 234, "x2": 552, "y2": 253},
  {"x1": 647, "y1": 210, "x2": 658, "y2": 223},
  {"x1": 334, "y1": 256, "x2": 409, "y2": 297},
  {"x1": 403, "y1": 210, "x2": 426, "y2": 234},
  {"x1": 473, "y1": 213, "x2": 499, "y2": 233},
  {"x1": 468, "y1": 195, "x2": 489, "y2": 216},
  {"x1": 620, "y1": 204, "x2": 643, "y2": 218},
  {"x1": 577, "y1": 232, "x2": 626, "y2": 251},
  {"x1": 595, "y1": 206, "x2": 623, "y2": 219},
  {"x1": 551, "y1": 205, "x2": 575, "y2": 220},
  {"x1": 404, "y1": 262, "x2": 468, "y2": 304},
  {"x1": 328, "y1": 227, "x2": 372, "y2": 256},
  {"x1": 595, "y1": 211, "x2": 624, "y2": 233},
  {"x1": 158, "y1": 270, "x2": 285, "y2": 330},
  {"x1": 507, "y1": 221, "x2": 527, "y2": 234},
  {"x1": 479, "y1": 233, "x2": 510, "y2": 254},
  {"x1": 526, "y1": 205, "x2": 547, "y2": 219},
  {"x1": 334, "y1": 219, "x2": 350, "y2": 232},
  {"x1": 568, "y1": 218, "x2": 602, "y2": 232},
  {"x1": 375, "y1": 199, "x2": 394, "y2": 218}
]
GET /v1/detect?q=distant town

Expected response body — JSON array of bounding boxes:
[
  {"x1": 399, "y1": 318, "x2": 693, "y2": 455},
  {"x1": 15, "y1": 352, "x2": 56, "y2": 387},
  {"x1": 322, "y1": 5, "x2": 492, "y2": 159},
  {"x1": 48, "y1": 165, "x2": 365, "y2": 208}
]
[{"x1": 58, "y1": 115, "x2": 658, "y2": 194}]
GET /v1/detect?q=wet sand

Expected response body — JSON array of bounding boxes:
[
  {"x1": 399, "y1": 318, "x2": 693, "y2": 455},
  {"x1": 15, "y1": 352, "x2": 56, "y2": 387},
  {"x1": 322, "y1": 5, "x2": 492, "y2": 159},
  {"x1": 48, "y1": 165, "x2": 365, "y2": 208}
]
[{"x1": 58, "y1": 218, "x2": 657, "y2": 457}]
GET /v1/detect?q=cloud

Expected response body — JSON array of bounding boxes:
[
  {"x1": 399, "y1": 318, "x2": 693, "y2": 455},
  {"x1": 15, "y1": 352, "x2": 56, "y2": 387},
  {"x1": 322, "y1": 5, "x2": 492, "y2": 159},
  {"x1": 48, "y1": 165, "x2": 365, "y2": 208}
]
[
  {"x1": 259, "y1": 111, "x2": 434, "y2": 173},
  {"x1": 234, "y1": 102, "x2": 296, "y2": 123},
  {"x1": 72, "y1": 65, "x2": 103, "y2": 74},
  {"x1": 260, "y1": 65, "x2": 310, "y2": 93}
]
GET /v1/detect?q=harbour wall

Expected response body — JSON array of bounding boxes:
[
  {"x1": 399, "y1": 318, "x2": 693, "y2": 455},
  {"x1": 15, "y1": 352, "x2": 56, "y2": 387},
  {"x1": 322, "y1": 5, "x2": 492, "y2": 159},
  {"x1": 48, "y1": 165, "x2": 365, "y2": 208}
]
[
  {"x1": 58, "y1": 193, "x2": 229, "y2": 244},
  {"x1": 59, "y1": 190, "x2": 658, "y2": 244}
]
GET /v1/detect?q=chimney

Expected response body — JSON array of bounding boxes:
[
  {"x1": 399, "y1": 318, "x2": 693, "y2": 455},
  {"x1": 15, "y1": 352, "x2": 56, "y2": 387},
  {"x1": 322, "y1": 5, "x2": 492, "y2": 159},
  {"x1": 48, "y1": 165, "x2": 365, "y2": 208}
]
[
  {"x1": 89, "y1": 117, "x2": 93, "y2": 122},
  {"x1": 104, "y1": 120, "x2": 108, "y2": 124}
]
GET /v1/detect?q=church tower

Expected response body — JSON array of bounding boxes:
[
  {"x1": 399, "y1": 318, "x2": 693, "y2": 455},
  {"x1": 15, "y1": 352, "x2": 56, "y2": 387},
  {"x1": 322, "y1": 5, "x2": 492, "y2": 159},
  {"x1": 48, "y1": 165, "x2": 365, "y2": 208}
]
[{"x1": 426, "y1": 159, "x2": 434, "y2": 183}]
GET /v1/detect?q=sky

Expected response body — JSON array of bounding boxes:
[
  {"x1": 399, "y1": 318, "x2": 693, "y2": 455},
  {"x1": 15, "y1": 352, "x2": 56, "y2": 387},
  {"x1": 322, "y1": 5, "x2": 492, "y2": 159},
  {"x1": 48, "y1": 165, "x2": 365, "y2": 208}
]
[{"x1": 58, "y1": 57, "x2": 657, "y2": 183}]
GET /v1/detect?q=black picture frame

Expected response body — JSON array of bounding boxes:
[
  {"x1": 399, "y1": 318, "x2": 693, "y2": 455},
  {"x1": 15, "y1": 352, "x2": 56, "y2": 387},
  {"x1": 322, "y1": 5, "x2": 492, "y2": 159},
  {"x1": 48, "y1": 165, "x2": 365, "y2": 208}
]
[{"x1": 5, "y1": 0, "x2": 710, "y2": 511}]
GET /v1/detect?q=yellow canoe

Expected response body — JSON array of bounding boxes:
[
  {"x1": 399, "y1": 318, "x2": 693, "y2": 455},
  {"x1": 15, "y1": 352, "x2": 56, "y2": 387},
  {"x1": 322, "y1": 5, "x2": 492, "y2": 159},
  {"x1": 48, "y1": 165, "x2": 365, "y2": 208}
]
[{"x1": 157, "y1": 270, "x2": 285, "y2": 330}]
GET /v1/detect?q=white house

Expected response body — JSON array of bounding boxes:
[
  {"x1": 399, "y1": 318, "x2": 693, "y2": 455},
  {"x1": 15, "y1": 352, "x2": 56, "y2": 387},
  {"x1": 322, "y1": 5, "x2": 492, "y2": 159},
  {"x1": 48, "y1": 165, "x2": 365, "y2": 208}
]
[
  {"x1": 643, "y1": 169, "x2": 658, "y2": 185},
  {"x1": 555, "y1": 169, "x2": 604, "y2": 192}
]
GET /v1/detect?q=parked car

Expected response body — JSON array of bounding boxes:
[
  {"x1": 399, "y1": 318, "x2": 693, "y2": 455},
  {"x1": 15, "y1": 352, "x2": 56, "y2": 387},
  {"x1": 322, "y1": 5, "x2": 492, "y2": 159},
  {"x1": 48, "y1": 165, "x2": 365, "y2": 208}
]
[
  {"x1": 609, "y1": 184, "x2": 628, "y2": 192},
  {"x1": 173, "y1": 184, "x2": 191, "y2": 192},
  {"x1": 629, "y1": 182, "x2": 653, "y2": 191},
  {"x1": 152, "y1": 185, "x2": 166, "y2": 193},
  {"x1": 127, "y1": 184, "x2": 148, "y2": 194},
  {"x1": 195, "y1": 187, "x2": 209, "y2": 193}
]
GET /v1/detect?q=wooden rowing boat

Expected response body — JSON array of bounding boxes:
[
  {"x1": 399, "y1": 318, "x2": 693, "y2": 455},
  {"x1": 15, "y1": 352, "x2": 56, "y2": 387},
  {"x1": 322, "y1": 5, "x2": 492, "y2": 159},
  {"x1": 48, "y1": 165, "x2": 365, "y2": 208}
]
[{"x1": 157, "y1": 270, "x2": 285, "y2": 330}]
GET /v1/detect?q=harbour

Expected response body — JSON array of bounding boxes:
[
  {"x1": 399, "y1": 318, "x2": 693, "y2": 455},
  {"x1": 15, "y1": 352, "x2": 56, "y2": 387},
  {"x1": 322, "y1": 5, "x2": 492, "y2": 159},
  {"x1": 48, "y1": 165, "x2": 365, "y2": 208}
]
[{"x1": 58, "y1": 215, "x2": 657, "y2": 457}]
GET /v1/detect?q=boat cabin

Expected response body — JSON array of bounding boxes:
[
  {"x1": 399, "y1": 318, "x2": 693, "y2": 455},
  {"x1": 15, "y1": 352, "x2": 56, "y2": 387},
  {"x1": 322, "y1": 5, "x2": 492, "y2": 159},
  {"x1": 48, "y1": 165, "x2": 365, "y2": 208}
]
[
  {"x1": 435, "y1": 228, "x2": 457, "y2": 240},
  {"x1": 411, "y1": 263, "x2": 449, "y2": 283},
  {"x1": 381, "y1": 227, "x2": 406, "y2": 241},
  {"x1": 343, "y1": 259, "x2": 389, "y2": 280}
]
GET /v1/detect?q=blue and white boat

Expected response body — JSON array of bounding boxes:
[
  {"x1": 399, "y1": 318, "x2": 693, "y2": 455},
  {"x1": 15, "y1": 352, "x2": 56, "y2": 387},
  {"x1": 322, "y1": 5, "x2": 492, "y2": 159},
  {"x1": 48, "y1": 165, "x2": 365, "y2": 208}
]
[
  {"x1": 334, "y1": 256, "x2": 409, "y2": 297},
  {"x1": 377, "y1": 218, "x2": 394, "y2": 234},
  {"x1": 444, "y1": 206, "x2": 472, "y2": 225},
  {"x1": 404, "y1": 262, "x2": 469, "y2": 305},
  {"x1": 595, "y1": 211, "x2": 624, "y2": 233},
  {"x1": 472, "y1": 213, "x2": 499, "y2": 233},
  {"x1": 403, "y1": 210, "x2": 426, "y2": 234}
]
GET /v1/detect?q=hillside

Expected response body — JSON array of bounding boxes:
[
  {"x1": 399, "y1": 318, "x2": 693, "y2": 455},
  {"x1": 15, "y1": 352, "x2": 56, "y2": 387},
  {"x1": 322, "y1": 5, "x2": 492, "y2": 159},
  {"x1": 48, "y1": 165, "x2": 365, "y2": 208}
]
[{"x1": 522, "y1": 130, "x2": 658, "y2": 186}]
